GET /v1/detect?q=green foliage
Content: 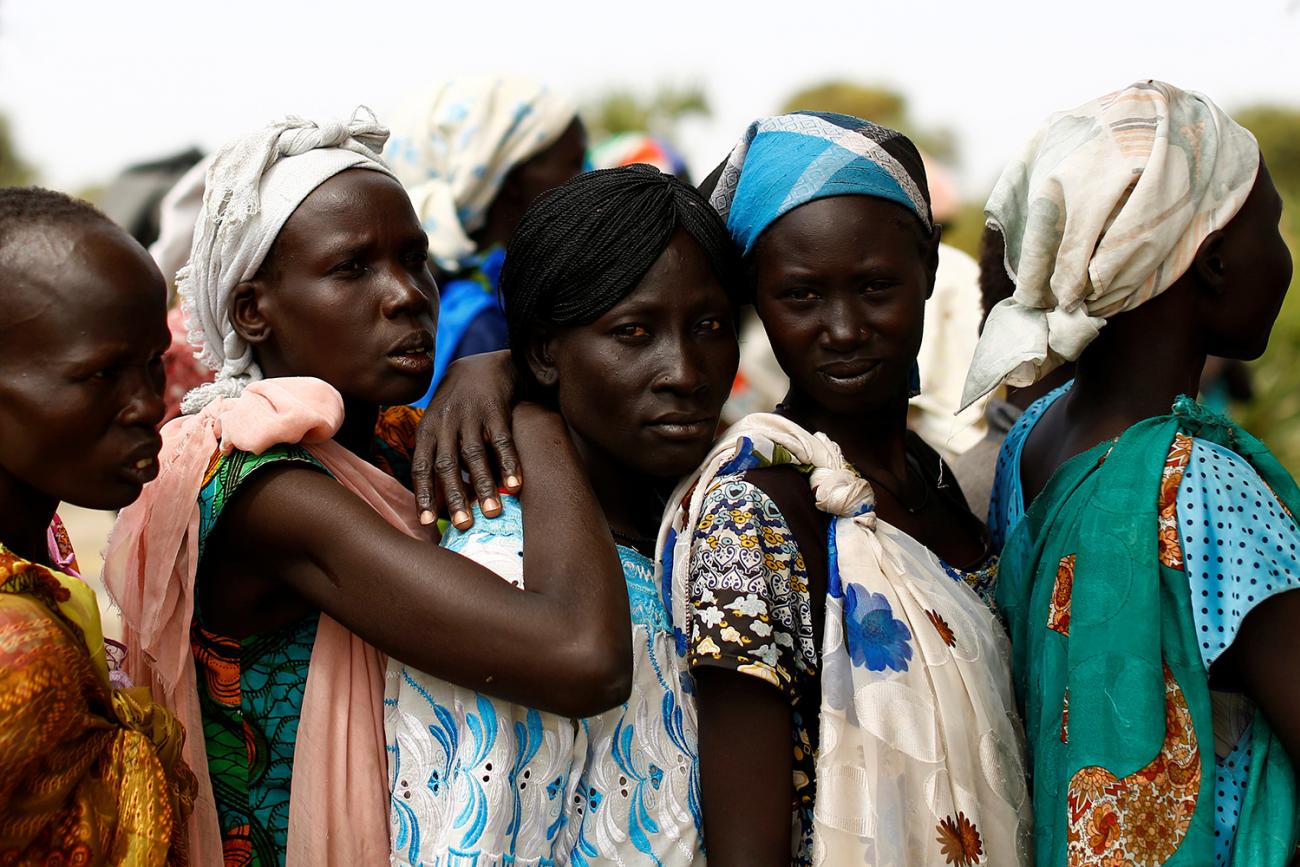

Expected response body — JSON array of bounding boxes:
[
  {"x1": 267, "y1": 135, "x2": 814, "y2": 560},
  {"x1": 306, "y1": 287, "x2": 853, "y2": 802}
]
[
  {"x1": 0, "y1": 114, "x2": 35, "y2": 187},
  {"x1": 1226, "y1": 104, "x2": 1300, "y2": 470},
  {"x1": 584, "y1": 84, "x2": 710, "y2": 140},
  {"x1": 778, "y1": 80, "x2": 957, "y2": 162}
]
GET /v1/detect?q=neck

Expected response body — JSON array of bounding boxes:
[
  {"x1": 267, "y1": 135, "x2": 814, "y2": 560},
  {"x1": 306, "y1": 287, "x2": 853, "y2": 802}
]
[
  {"x1": 1067, "y1": 289, "x2": 1206, "y2": 439},
  {"x1": 779, "y1": 388, "x2": 912, "y2": 481},
  {"x1": 336, "y1": 400, "x2": 380, "y2": 459},
  {"x1": 570, "y1": 428, "x2": 667, "y2": 546},
  {"x1": 0, "y1": 473, "x2": 57, "y2": 566}
]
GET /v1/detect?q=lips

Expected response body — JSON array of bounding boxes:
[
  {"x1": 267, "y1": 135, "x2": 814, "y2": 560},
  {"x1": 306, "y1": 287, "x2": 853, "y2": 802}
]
[
  {"x1": 120, "y1": 437, "x2": 162, "y2": 485},
  {"x1": 816, "y1": 357, "x2": 882, "y2": 389},
  {"x1": 387, "y1": 330, "x2": 435, "y2": 376},
  {"x1": 646, "y1": 413, "x2": 717, "y2": 442}
]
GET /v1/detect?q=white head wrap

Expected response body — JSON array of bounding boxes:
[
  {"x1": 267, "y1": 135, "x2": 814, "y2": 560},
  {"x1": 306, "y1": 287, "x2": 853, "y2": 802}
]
[
  {"x1": 384, "y1": 76, "x2": 577, "y2": 271},
  {"x1": 960, "y1": 80, "x2": 1260, "y2": 409},
  {"x1": 179, "y1": 107, "x2": 395, "y2": 414}
]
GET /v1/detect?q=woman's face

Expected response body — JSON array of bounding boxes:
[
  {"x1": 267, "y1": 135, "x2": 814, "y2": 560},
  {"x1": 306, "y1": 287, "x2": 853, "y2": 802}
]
[
  {"x1": 241, "y1": 169, "x2": 438, "y2": 406},
  {"x1": 509, "y1": 118, "x2": 588, "y2": 208},
  {"x1": 535, "y1": 230, "x2": 739, "y2": 479},
  {"x1": 0, "y1": 222, "x2": 169, "y2": 510},
  {"x1": 752, "y1": 195, "x2": 937, "y2": 418},
  {"x1": 1202, "y1": 159, "x2": 1293, "y2": 360}
]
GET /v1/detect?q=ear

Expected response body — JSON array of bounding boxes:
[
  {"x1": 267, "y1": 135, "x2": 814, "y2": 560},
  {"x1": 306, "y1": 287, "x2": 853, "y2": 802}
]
[
  {"x1": 923, "y1": 223, "x2": 943, "y2": 300},
  {"x1": 523, "y1": 326, "x2": 560, "y2": 389},
  {"x1": 229, "y1": 279, "x2": 272, "y2": 345},
  {"x1": 1193, "y1": 230, "x2": 1228, "y2": 293}
]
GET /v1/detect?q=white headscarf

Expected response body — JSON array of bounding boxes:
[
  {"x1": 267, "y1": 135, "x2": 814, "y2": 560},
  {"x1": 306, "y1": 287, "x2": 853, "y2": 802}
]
[
  {"x1": 178, "y1": 107, "x2": 395, "y2": 414},
  {"x1": 960, "y1": 80, "x2": 1260, "y2": 409},
  {"x1": 384, "y1": 76, "x2": 577, "y2": 271}
]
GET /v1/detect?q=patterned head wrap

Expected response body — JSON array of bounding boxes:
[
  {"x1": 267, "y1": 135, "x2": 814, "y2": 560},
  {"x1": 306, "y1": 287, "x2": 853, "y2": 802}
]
[
  {"x1": 707, "y1": 111, "x2": 932, "y2": 256},
  {"x1": 384, "y1": 76, "x2": 578, "y2": 271},
  {"x1": 591, "y1": 131, "x2": 690, "y2": 178},
  {"x1": 178, "y1": 107, "x2": 395, "y2": 414},
  {"x1": 961, "y1": 80, "x2": 1260, "y2": 408}
]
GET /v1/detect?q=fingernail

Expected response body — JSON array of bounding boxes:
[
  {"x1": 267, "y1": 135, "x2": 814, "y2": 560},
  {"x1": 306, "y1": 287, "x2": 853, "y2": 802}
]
[
  {"x1": 483, "y1": 497, "x2": 501, "y2": 514},
  {"x1": 505, "y1": 475, "x2": 520, "y2": 489},
  {"x1": 419, "y1": 510, "x2": 435, "y2": 526},
  {"x1": 452, "y1": 510, "x2": 470, "y2": 528}
]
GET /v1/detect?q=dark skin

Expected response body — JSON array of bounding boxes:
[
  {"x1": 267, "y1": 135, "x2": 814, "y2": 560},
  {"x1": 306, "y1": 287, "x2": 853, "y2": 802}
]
[
  {"x1": 1018, "y1": 161, "x2": 1300, "y2": 764},
  {"x1": 0, "y1": 220, "x2": 169, "y2": 562},
  {"x1": 417, "y1": 118, "x2": 587, "y2": 529},
  {"x1": 201, "y1": 168, "x2": 631, "y2": 718},
  {"x1": 523, "y1": 229, "x2": 740, "y2": 550},
  {"x1": 699, "y1": 195, "x2": 989, "y2": 866}
]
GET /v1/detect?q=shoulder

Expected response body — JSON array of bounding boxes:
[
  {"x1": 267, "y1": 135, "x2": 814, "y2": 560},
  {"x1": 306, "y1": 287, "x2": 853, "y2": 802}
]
[{"x1": 198, "y1": 443, "x2": 331, "y2": 552}]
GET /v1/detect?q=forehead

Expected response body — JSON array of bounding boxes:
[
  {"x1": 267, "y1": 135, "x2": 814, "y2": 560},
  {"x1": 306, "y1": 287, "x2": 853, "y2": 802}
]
[
  {"x1": 0, "y1": 222, "x2": 166, "y2": 348},
  {"x1": 758, "y1": 195, "x2": 923, "y2": 261},
  {"x1": 278, "y1": 169, "x2": 417, "y2": 242},
  {"x1": 603, "y1": 230, "x2": 729, "y2": 314}
]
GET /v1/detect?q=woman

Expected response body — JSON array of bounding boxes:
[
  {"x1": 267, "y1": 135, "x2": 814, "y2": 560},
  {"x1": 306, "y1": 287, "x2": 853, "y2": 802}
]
[
  {"x1": 661, "y1": 113, "x2": 1030, "y2": 865},
  {"x1": 385, "y1": 76, "x2": 587, "y2": 404},
  {"x1": 0, "y1": 187, "x2": 194, "y2": 864},
  {"x1": 971, "y1": 81, "x2": 1299, "y2": 865},
  {"x1": 104, "y1": 110, "x2": 630, "y2": 867},
  {"x1": 387, "y1": 164, "x2": 742, "y2": 865}
]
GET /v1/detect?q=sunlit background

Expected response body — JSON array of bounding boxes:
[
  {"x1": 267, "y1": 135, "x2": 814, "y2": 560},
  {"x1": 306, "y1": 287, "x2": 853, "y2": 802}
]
[{"x1": 3, "y1": 0, "x2": 1300, "y2": 604}]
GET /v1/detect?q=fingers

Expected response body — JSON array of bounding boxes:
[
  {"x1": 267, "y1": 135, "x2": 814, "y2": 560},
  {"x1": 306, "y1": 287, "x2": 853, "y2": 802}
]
[
  {"x1": 488, "y1": 410, "x2": 521, "y2": 495},
  {"x1": 433, "y1": 447, "x2": 474, "y2": 531},
  {"x1": 461, "y1": 431, "x2": 501, "y2": 519},
  {"x1": 411, "y1": 418, "x2": 439, "y2": 527}
]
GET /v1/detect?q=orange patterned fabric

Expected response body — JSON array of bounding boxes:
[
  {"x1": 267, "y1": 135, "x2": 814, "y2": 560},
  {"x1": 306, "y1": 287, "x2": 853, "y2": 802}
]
[
  {"x1": 1157, "y1": 433, "x2": 1193, "y2": 569},
  {"x1": 1048, "y1": 554, "x2": 1075, "y2": 636},
  {"x1": 1065, "y1": 663, "x2": 1201, "y2": 865},
  {"x1": 0, "y1": 545, "x2": 196, "y2": 865}
]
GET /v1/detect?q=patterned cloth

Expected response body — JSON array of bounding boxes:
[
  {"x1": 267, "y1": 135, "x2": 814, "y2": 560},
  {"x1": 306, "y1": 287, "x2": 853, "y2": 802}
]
[
  {"x1": 660, "y1": 414, "x2": 1030, "y2": 865},
  {"x1": 384, "y1": 77, "x2": 578, "y2": 272},
  {"x1": 0, "y1": 542, "x2": 196, "y2": 865},
  {"x1": 706, "y1": 111, "x2": 932, "y2": 257},
  {"x1": 992, "y1": 393, "x2": 1300, "y2": 864},
  {"x1": 191, "y1": 406, "x2": 418, "y2": 866},
  {"x1": 962, "y1": 81, "x2": 1260, "y2": 409},
  {"x1": 386, "y1": 494, "x2": 702, "y2": 865},
  {"x1": 591, "y1": 132, "x2": 690, "y2": 177}
]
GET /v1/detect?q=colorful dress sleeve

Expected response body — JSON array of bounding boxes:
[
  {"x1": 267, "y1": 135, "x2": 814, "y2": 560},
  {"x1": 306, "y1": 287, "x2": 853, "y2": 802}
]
[
  {"x1": 987, "y1": 380, "x2": 1072, "y2": 548},
  {"x1": 372, "y1": 405, "x2": 422, "y2": 487},
  {"x1": 685, "y1": 475, "x2": 818, "y2": 700}
]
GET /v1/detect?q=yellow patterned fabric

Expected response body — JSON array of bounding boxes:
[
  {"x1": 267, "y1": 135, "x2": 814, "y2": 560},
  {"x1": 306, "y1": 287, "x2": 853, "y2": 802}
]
[{"x1": 0, "y1": 543, "x2": 196, "y2": 865}]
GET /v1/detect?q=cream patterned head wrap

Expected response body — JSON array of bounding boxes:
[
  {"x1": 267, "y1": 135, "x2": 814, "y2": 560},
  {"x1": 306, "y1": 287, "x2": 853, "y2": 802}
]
[
  {"x1": 383, "y1": 76, "x2": 577, "y2": 271},
  {"x1": 961, "y1": 81, "x2": 1260, "y2": 408},
  {"x1": 178, "y1": 108, "x2": 395, "y2": 414}
]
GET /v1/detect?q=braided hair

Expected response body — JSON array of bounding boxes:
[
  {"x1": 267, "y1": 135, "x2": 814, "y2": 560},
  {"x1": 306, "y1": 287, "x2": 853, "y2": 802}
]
[{"x1": 500, "y1": 164, "x2": 743, "y2": 390}]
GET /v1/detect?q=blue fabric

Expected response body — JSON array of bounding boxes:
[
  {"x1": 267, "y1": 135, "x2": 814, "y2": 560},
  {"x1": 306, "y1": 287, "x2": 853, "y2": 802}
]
[
  {"x1": 413, "y1": 246, "x2": 508, "y2": 408},
  {"x1": 986, "y1": 381, "x2": 1072, "y2": 548},
  {"x1": 722, "y1": 112, "x2": 930, "y2": 256}
]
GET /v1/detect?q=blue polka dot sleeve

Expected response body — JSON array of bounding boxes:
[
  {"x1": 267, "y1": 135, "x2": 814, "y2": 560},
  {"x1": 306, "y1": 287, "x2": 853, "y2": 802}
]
[{"x1": 1179, "y1": 437, "x2": 1300, "y2": 671}]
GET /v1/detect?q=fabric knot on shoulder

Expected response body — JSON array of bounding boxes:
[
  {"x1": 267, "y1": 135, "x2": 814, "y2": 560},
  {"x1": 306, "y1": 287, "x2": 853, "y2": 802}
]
[
  {"x1": 1172, "y1": 394, "x2": 1237, "y2": 450},
  {"x1": 810, "y1": 465, "x2": 875, "y2": 523}
]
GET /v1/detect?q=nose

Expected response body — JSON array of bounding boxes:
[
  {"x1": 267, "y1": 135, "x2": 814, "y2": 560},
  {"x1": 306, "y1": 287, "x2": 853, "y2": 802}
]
[
  {"x1": 820, "y1": 294, "x2": 869, "y2": 352},
  {"x1": 651, "y1": 332, "x2": 709, "y2": 398},
  {"x1": 118, "y1": 367, "x2": 166, "y2": 429},
  {"x1": 379, "y1": 261, "x2": 436, "y2": 322}
]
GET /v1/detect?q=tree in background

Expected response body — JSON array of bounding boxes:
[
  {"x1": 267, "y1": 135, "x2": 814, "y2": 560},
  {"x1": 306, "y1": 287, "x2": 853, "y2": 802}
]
[
  {"x1": 1228, "y1": 105, "x2": 1300, "y2": 470},
  {"x1": 583, "y1": 83, "x2": 709, "y2": 141},
  {"x1": 779, "y1": 81, "x2": 957, "y2": 163},
  {"x1": 0, "y1": 113, "x2": 34, "y2": 187}
]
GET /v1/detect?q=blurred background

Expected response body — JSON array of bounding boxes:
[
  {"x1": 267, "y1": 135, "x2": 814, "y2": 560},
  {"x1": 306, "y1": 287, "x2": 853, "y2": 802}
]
[{"x1": 3, "y1": 0, "x2": 1299, "y2": 616}]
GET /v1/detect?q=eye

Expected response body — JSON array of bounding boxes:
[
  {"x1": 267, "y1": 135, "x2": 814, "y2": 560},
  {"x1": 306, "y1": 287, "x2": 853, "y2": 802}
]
[
  {"x1": 404, "y1": 250, "x2": 431, "y2": 270},
  {"x1": 613, "y1": 323, "x2": 650, "y2": 341},
  {"x1": 697, "y1": 318, "x2": 725, "y2": 334},
  {"x1": 861, "y1": 280, "x2": 899, "y2": 294},
  {"x1": 783, "y1": 286, "x2": 820, "y2": 302},
  {"x1": 91, "y1": 363, "x2": 122, "y2": 381},
  {"x1": 330, "y1": 258, "x2": 367, "y2": 278}
]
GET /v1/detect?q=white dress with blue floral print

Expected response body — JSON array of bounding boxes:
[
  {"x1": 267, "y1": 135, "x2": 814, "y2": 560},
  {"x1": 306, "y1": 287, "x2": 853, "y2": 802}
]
[{"x1": 385, "y1": 495, "x2": 703, "y2": 866}]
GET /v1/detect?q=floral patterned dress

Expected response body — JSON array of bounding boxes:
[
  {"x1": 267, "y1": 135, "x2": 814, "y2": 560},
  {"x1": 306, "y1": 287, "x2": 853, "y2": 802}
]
[
  {"x1": 385, "y1": 494, "x2": 703, "y2": 865},
  {"x1": 191, "y1": 406, "x2": 419, "y2": 866}
]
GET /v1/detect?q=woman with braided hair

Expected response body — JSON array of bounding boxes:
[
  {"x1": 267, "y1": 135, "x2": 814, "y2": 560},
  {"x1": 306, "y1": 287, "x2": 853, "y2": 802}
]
[
  {"x1": 103, "y1": 110, "x2": 630, "y2": 867},
  {"x1": 386, "y1": 164, "x2": 743, "y2": 865}
]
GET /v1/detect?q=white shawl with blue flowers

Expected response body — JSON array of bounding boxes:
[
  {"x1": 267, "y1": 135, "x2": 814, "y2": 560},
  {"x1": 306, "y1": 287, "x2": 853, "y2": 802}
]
[{"x1": 657, "y1": 413, "x2": 1032, "y2": 865}]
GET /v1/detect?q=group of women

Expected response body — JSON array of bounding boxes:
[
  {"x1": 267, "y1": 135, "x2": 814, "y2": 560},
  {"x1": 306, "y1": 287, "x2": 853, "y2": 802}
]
[{"x1": 0, "y1": 75, "x2": 1296, "y2": 867}]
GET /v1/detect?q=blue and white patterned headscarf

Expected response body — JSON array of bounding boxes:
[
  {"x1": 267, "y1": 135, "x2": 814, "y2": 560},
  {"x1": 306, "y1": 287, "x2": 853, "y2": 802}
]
[
  {"x1": 707, "y1": 111, "x2": 933, "y2": 256},
  {"x1": 384, "y1": 77, "x2": 578, "y2": 271}
]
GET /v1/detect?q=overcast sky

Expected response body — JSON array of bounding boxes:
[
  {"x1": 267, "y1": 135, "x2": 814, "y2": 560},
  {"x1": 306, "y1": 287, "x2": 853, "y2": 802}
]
[{"x1": 2, "y1": 0, "x2": 1298, "y2": 196}]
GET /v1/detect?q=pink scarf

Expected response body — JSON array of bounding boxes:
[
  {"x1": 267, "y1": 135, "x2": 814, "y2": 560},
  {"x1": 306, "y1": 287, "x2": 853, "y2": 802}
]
[{"x1": 104, "y1": 377, "x2": 431, "y2": 866}]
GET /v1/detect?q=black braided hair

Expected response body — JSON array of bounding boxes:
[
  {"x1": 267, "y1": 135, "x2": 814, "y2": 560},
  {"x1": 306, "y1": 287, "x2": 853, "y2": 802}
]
[
  {"x1": 500, "y1": 164, "x2": 743, "y2": 388},
  {"x1": 0, "y1": 187, "x2": 112, "y2": 250}
]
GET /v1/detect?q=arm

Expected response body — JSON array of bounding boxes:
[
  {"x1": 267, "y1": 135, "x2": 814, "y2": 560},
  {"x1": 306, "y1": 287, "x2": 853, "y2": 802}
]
[
  {"x1": 695, "y1": 669, "x2": 794, "y2": 867},
  {"x1": 411, "y1": 349, "x2": 519, "y2": 530},
  {"x1": 218, "y1": 403, "x2": 630, "y2": 717},
  {"x1": 1220, "y1": 592, "x2": 1300, "y2": 760}
]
